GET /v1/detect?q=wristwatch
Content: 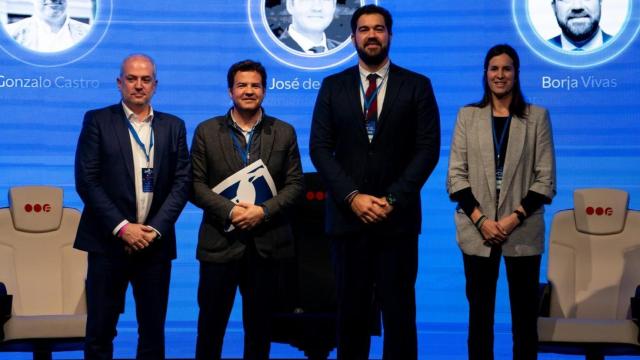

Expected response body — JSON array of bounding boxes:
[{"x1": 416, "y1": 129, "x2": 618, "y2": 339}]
[{"x1": 386, "y1": 193, "x2": 397, "y2": 206}]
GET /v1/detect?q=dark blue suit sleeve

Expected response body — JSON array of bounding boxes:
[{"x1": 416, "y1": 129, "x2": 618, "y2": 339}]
[
  {"x1": 75, "y1": 110, "x2": 127, "y2": 232},
  {"x1": 309, "y1": 77, "x2": 358, "y2": 203},
  {"x1": 386, "y1": 77, "x2": 440, "y2": 208}
]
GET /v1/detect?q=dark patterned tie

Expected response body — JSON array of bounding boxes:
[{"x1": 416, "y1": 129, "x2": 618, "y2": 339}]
[{"x1": 365, "y1": 73, "x2": 379, "y2": 141}]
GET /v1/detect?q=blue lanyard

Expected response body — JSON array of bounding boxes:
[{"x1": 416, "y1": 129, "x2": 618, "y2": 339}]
[
  {"x1": 126, "y1": 121, "x2": 154, "y2": 165},
  {"x1": 230, "y1": 129, "x2": 255, "y2": 167},
  {"x1": 491, "y1": 115, "x2": 511, "y2": 162}
]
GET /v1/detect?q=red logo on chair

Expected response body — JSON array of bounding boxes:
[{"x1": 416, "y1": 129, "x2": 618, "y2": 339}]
[
  {"x1": 585, "y1": 206, "x2": 613, "y2": 216},
  {"x1": 23, "y1": 203, "x2": 52, "y2": 213}
]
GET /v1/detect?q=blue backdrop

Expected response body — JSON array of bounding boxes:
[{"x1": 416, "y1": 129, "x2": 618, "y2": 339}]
[{"x1": 0, "y1": 0, "x2": 639, "y2": 358}]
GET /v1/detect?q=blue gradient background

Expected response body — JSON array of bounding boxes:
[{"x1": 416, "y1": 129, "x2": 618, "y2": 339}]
[{"x1": 0, "y1": 0, "x2": 639, "y2": 358}]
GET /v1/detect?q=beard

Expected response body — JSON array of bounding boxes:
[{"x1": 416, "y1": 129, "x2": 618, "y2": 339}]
[
  {"x1": 559, "y1": 17, "x2": 600, "y2": 44},
  {"x1": 356, "y1": 39, "x2": 390, "y2": 67}
]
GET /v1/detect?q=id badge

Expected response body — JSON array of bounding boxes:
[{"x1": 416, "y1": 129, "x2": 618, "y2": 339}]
[
  {"x1": 142, "y1": 168, "x2": 154, "y2": 193},
  {"x1": 366, "y1": 120, "x2": 375, "y2": 142},
  {"x1": 495, "y1": 167, "x2": 503, "y2": 191}
]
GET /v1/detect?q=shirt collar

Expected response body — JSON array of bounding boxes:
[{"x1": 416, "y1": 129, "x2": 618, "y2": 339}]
[
  {"x1": 359, "y1": 59, "x2": 390, "y2": 81},
  {"x1": 122, "y1": 102, "x2": 154, "y2": 124},
  {"x1": 560, "y1": 28, "x2": 604, "y2": 51},
  {"x1": 228, "y1": 107, "x2": 263, "y2": 133},
  {"x1": 287, "y1": 25, "x2": 328, "y2": 53}
]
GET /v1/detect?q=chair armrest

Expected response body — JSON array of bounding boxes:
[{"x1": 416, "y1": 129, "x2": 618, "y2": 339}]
[{"x1": 538, "y1": 282, "x2": 551, "y2": 317}]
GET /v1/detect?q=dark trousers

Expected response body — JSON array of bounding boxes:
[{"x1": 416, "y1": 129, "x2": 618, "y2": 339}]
[
  {"x1": 332, "y1": 231, "x2": 418, "y2": 360},
  {"x1": 463, "y1": 248, "x2": 541, "y2": 360},
  {"x1": 84, "y1": 252, "x2": 171, "y2": 360},
  {"x1": 195, "y1": 242, "x2": 278, "y2": 360}
]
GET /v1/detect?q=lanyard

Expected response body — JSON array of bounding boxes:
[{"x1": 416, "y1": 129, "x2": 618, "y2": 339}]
[
  {"x1": 230, "y1": 129, "x2": 255, "y2": 167},
  {"x1": 126, "y1": 121, "x2": 154, "y2": 165},
  {"x1": 492, "y1": 115, "x2": 511, "y2": 162},
  {"x1": 359, "y1": 69, "x2": 389, "y2": 115}
]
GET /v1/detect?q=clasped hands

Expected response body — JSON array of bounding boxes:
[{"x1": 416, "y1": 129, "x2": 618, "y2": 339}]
[
  {"x1": 478, "y1": 213, "x2": 521, "y2": 246},
  {"x1": 121, "y1": 223, "x2": 158, "y2": 254},
  {"x1": 350, "y1": 193, "x2": 393, "y2": 224},
  {"x1": 230, "y1": 202, "x2": 265, "y2": 231}
]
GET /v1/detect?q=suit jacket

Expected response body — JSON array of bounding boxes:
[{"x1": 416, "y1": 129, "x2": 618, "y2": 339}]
[
  {"x1": 446, "y1": 105, "x2": 556, "y2": 257},
  {"x1": 190, "y1": 111, "x2": 304, "y2": 262},
  {"x1": 309, "y1": 63, "x2": 441, "y2": 235},
  {"x1": 548, "y1": 30, "x2": 612, "y2": 49},
  {"x1": 74, "y1": 104, "x2": 191, "y2": 261},
  {"x1": 279, "y1": 29, "x2": 341, "y2": 53}
]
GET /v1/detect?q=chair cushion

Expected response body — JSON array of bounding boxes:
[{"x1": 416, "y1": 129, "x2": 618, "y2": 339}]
[
  {"x1": 3, "y1": 314, "x2": 86, "y2": 341},
  {"x1": 574, "y1": 188, "x2": 628, "y2": 235},
  {"x1": 9, "y1": 186, "x2": 63, "y2": 233},
  {"x1": 539, "y1": 317, "x2": 639, "y2": 345}
]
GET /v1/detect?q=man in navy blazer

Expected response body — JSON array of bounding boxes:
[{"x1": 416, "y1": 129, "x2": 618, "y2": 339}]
[
  {"x1": 309, "y1": 5, "x2": 440, "y2": 359},
  {"x1": 74, "y1": 54, "x2": 191, "y2": 359}
]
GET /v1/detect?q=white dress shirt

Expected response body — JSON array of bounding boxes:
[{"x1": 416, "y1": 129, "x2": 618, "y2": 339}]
[{"x1": 112, "y1": 102, "x2": 157, "y2": 236}]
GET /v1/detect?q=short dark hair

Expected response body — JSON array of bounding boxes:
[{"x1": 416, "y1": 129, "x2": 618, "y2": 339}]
[
  {"x1": 469, "y1": 44, "x2": 528, "y2": 119},
  {"x1": 350, "y1": 5, "x2": 393, "y2": 35},
  {"x1": 227, "y1": 60, "x2": 267, "y2": 89}
]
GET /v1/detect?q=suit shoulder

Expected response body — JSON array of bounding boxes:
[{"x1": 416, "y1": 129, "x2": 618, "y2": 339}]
[
  {"x1": 83, "y1": 104, "x2": 120, "y2": 119},
  {"x1": 527, "y1": 104, "x2": 548, "y2": 118},
  {"x1": 323, "y1": 66, "x2": 357, "y2": 83},
  {"x1": 269, "y1": 116, "x2": 296, "y2": 134},
  {"x1": 194, "y1": 115, "x2": 226, "y2": 132},
  {"x1": 392, "y1": 64, "x2": 432, "y2": 84},
  {"x1": 155, "y1": 110, "x2": 185, "y2": 125}
]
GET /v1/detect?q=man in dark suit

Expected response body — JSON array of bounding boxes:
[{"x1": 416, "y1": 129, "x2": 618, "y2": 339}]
[
  {"x1": 548, "y1": 0, "x2": 612, "y2": 51},
  {"x1": 309, "y1": 5, "x2": 440, "y2": 359},
  {"x1": 191, "y1": 60, "x2": 303, "y2": 359},
  {"x1": 74, "y1": 54, "x2": 191, "y2": 360}
]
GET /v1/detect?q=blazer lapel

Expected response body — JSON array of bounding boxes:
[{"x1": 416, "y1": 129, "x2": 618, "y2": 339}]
[
  {"x1": 217, "y1": 119, "x2": 243, "y2": 171},
  {"x1": 259, "y1": 116, "x2": 275, "y2": 165},
  {"x1": 377, "y1": 64, "x2": 402, "y2": 132},
  {"x1": 151, "y1": 114, "x2": 164, "y2": 184},
  {"x1": 113, "y1": 106, "x2": 135, "y2": 184},
  {"x1": 477, "y1": 106, "x2": 497, "y2": 204},
  {"x1": 498, "y1": 114, "x2": 526, "y2": 209}
]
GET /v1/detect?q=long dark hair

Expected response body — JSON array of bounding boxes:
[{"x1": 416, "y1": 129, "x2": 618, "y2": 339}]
[{"x1": 469, "y1": 44, "x2": 528, "y2": 119}]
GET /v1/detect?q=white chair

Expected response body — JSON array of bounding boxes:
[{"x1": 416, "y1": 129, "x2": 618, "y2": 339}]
[
  {"x1": 538, "y1": 188, "x2": 640, "y2": 360},
  {"x1": 0, "y1": 186, "x2": 86, "y2": 360}
]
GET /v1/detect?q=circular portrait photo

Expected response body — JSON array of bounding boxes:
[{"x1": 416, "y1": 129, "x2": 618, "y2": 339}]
[
  {"x1": 0, "y1": 0, "x2": 96, "y2": 53},
  {"x1": 528, "y1": 0, "x2": 629, "y2": 53},
  {"x1": 265, "y1": 0, "x2": 359, "y2": 55}
]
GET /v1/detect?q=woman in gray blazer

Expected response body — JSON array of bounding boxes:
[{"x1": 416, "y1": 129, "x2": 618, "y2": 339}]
[{"x1": 447, "y1": 44, "x2": 556, "y2": 360}]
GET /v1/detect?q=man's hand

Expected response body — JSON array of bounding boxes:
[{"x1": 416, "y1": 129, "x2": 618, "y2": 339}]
[
  {"x1": 120, "y1": 223, "x2": 156, "y2": 251},
  {"x1": 231, "y1": 202, "x2": 265, "y2": 231},
  {"x1": 350, "y1": 194, "x2": 390, "y2": 224}
]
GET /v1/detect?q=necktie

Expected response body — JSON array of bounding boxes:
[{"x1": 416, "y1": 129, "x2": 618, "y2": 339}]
[
  {"x1": 309, "y1": 46, "x2": 326, "y2": 53},
  {"x1": 365, "y1": 73, "x2": 379, "y2": 142}
]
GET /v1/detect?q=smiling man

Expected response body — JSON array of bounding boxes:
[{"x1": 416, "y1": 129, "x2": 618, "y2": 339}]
[
  {"x1": 549, "y1": 0, "x2": 611, "y2": 51},
  {"x1": 190, "y1": 59, "x2": 303, "y2": 360},
  {"x1": 5, "y1": 0, "x2": 91, "y2": 52},
  {"x1": 279, "y1": 0, "x2": 341, "y2": 53}
]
